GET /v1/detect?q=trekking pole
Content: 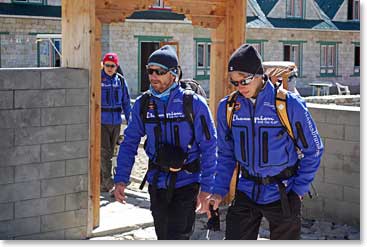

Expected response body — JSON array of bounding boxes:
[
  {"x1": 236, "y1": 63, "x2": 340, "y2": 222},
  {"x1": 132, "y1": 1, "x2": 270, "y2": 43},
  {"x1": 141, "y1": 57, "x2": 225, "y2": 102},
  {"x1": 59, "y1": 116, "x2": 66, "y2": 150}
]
[{"x1": 206, "y1": 204, "x2": 220, "y2": 240}]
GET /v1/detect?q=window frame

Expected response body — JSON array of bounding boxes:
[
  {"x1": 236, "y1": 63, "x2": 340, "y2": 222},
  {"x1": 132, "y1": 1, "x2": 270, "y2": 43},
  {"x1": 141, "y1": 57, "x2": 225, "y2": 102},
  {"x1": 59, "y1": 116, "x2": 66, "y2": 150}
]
[
  {"x1": 279, "y1": 40, "x2": 306, "y2": 76},
  {"x1": 194, "y1": 38, "x2": 211, "y2": 80},
  {"x1": 12, "y1": 0, "x2": 47, "y2": 5},
  {"x1": 352, "y1": 42, "x2": 360, "y2": 76},
  {"x1": 246, "y1": 39, "x2": 267, "y2": 60},
  {"x1": 286, "y1": 0, "x2": 305, "y2": 18},
  {"x1": 149, "y1": 0, "x2": 171, "y2": 10},
  {"x1": 317, "y1": 41, "x2": 341, "y2": 77}
]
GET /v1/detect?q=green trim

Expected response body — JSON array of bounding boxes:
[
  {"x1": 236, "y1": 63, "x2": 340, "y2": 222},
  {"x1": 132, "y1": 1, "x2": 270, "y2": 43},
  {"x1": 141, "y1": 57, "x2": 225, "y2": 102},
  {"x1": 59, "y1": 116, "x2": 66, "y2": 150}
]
[
  {"x1": 0, "y1": 32, "x2": 10, "y2": 35},
  {"x1": 246, "y1": 39, "x2": 268, "y2": 43},
  {"x1": 194, "y1": 75, "x2": 209, "y2": 80},
  {"x1": 135, "y1": 35, "x2": 173, "y2": 92},
  {"x1": 194, "y1": 37, "x2": 211, "y2": 42},
  {"x1": 282, "y1": 42, "x2": 303, "y2": 76},
  {"x1": 279, "y1": 40, "x2": 307, "y2": 44},
  {"x1": 351, "y1": 41, "x2": 360, "y2": 45},
  {"x1": 28, "y1": 32, "x2": 58, "y2": 36},
  {"x1": 316, "y1": 41, "x2": 342, "y2": 45},
  {"x1": 12, "y1": 0, "x2": 47, "y2": 5},
  {"x1": 350, "y1": 73, "x2": 360, "y2": 77}
]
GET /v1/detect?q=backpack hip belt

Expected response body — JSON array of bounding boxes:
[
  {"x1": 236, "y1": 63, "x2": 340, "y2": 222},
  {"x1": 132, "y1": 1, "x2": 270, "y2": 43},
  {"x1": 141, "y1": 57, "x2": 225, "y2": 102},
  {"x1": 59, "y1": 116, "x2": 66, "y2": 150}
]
[
  {"x1": 139, "y1": 159, "x2": 200, "y2": 202},
  {"x1": 240, "y1": 162, "x2": 299, "y2": 217},
  {"x1": 101, "y1": 107, "x2": 122, "y2": 112}
]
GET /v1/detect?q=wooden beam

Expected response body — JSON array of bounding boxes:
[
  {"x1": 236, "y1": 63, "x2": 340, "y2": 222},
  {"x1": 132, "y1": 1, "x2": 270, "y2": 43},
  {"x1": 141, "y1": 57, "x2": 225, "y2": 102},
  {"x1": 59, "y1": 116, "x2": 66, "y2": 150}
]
[{"x1": 62, "y1": 0, "x2": 102, "y2": 234}]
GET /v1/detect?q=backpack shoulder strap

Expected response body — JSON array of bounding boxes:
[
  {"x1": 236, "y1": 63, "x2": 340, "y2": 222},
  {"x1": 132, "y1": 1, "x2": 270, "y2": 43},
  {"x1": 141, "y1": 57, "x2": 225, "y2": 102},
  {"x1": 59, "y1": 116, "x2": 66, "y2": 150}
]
[
  {"x1": 226, "y1": 91, "x2": 239, "y2": 129},
  {"x1": 140, "y1": 91, "x2": 151, "y2": 123},
  {"x1": 275, "y1": 88, "x2": 295, "y2": 140},
  {"x1": 183, "y1": 90, "x2": 194, "y2": 127}
]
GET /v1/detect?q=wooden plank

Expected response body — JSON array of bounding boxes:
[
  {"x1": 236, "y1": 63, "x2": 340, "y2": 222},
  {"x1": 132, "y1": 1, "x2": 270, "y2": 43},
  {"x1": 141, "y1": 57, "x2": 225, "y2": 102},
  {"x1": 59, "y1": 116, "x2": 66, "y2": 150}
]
[{"x1": 62, "y1": 0, "x2": 102, "y2": 235}]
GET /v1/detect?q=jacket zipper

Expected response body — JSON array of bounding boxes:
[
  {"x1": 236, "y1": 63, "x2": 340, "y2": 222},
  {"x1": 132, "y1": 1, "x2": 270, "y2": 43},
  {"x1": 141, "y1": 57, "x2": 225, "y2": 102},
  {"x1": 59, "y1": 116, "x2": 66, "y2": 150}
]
[{"x1": 249, "y1": 101, "x2": 256, "y2": 174}]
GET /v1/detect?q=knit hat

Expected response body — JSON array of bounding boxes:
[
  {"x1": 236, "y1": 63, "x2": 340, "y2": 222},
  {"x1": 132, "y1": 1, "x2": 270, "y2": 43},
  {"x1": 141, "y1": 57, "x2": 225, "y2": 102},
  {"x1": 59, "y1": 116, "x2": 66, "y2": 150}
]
[
  {"x1": 228, "y1": 44, "x2": 264, "y2": 75},
  {"x1": 147, "y1": 45, "x2": 179, "y2": 76},
  {"x1": 103, "y1": 53, "x2": 119, "y2": 65}
]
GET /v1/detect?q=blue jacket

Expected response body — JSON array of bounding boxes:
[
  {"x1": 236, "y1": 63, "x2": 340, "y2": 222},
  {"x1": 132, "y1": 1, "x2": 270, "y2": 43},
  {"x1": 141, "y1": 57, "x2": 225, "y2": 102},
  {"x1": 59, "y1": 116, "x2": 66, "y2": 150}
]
[
  {"x1": 101, "y1": 70, "x2": 131, "y2": 125},
  {"x1": 114, "y1": 85, "x2": 217, "y2": 193},
  {"x1": 212, "y1": 81, "x2": 324, "y2": 204}
]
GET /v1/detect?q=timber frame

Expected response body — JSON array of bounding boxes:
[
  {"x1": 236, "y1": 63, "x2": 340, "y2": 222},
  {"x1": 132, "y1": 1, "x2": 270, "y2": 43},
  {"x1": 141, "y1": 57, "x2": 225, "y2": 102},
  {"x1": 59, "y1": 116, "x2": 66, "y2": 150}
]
[{"x1": 61, "y1": 0, "x2": 246, "y2": 236}]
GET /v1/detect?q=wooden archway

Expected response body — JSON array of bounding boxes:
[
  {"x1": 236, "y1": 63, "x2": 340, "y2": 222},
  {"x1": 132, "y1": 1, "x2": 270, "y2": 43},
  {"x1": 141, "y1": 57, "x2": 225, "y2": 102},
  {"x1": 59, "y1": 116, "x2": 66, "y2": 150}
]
[{"x1": 61, "y1": 0, "x2": 246, "y2": 234}]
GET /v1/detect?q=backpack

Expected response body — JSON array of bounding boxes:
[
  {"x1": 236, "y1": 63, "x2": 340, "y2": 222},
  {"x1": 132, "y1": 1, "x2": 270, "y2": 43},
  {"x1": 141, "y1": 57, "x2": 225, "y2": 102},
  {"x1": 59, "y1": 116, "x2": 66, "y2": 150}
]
[{"x1": 222, "y1": 87, "x2": 305, "y2": 205}]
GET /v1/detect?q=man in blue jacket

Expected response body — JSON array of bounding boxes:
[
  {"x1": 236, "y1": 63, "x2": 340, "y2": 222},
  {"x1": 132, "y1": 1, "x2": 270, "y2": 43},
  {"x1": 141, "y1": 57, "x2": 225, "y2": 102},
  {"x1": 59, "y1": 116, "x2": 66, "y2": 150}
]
[
  {"x1": 101, "y1": 53, "x2": 131, "y2": 193},
  {"x1": 113, "y1": 45, "x2": 217, "y2": 240},
  {"x1": 209, "y1": 44, "x2": 324, "y2": 240}
]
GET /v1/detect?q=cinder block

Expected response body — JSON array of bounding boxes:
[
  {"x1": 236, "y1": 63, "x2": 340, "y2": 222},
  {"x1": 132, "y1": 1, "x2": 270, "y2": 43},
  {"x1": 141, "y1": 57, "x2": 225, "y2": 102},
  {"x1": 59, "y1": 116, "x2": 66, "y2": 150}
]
[
  {"x1": 0, "y1": 167, "x2": 14, "y2": 185},
  {"x1": 0, "y1": 145, "x2": 40, "y2": 166},
  {"x1": 14, "y1": 90, "x2": 65, "y2": 108},
  {"x1": 301, "y1": 197, "x2": 324, "y2": 220},
  {"x1": 41, "y1": 209, "x2": 87, "y2": 232},
  {"x1": 15, "y1": 230, "x2": 65, "y2": 240},
  {"x1": 66, "y1": 158, "x2": 88, "y2": 176},
  {"x1": 324, "y1": 139, "x2": 360, "y2": 157},
  {"x1": 313, "y1": 166, "x2": 324, "y2": 183},
  {"x1": 66, "y1": 89, "x2": 89, "y2": 106},
  {"x1": 65, "y1": 192, "x2": 88, "y2": 211},
  {"x1": 0, "y1": 216, "x2": 41, "y2": 239},
  {"x1": 41, "y1": 69, "x2": 88, "y2": 89},
  {"x1": 0, "y1": 203, "x2": 14, "y2": 221},
  {"x1": 343, "y1": 186, "x2": 360, "y2": 204},
  {"x1": 0, "y1": 109, "x2": 40, "y2": 128},
  {"x1": 343, "y1": 155, "x2": 360, "y2": 173},
  {"x1": 15, "y1": 126, "x2": 66, "y2": 146},
  {"x1": 0, "y1": 181, "x2": 41, "y2": 203},
  {"x1": 41, "y1": 106, "x2": 88, "y2": 126},
  {"x1": 314, "y1": 182, "x2": 343, "y2": 200},
  {"x1": 325, "y1": 168, "x2": 360, "y2": 188},
  {"x1": 0, "y1": 70, "x2": 41, "y2": 90},
  {"x1": 15, "y1": 164, "x2": 41, "y2": 182},
  {"x1": 321, "y1": 153, "x2": 344, "y2": 170},
  {"x1": 316, "y1": 123, "x2": 344, "y2": 140},
  {"x1": 326, "y1": 110, "x2": 360, "y2": 126},
  {"x1": 324, "y1": 199, "x2": 359, "y2": 226},
  {"x1": 0, "y1": 128, "x2": 14, "y2": 148},
  {"x1": 15, "y1": 196, "x2": 65, "y2": 218},
  {"x1": 41, "y1": 141, "x2": 88, "y2": 162},
  {"x1": 0, "y1": 91, "x2": 13, "y2": 109},
  {"x1": 64, "y1": 226, "x2": 87, "y2": 240},
  {"x1": 308, "y1": 107, "x2": 327, "y2": 123},
  {"x1": 66, "y1": 124, "x2": 88, "y2": 141},
  {"x1": 39, "y1": 161, "x2": 66, "y2": 179},
  {"x1": 345, "y1": 125, "x2": 360, "y2": 141},
  {"x1": 41, "y1": 175, "x2": 88, "y2": 197}
]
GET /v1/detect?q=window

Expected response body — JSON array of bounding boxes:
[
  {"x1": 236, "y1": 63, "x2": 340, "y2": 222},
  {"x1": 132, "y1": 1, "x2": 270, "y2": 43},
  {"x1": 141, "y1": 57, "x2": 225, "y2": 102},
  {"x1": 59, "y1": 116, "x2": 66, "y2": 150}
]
[
  {"x1": 150, "y1": 0, "x2": 170, "y2": 10},
  {"x1": 320, "y1": 43, "x2": 337, "y2": 76},
  {"x1": 348, "y1": 0, "x2": 360, "y2": 20},
  {"x1": 286, "y1": 0, "x2": 304, "y2": 18},
  {"x1": 354, "y1": 45, "x2": 360, "y2": 75},
  {"x1": 37, "y1": 38, "x2": 61, "y2": 67},
  {"x1": 195, "y1": 39, "x2": 211, "y2": 80},
  {"x1": 246, "y1": 40, "x2": 267, "y2": 60},
  {"x1": 280, "y1": 41, "x2": 305, "y2": 76},
  {"x1": 12, "y1": 0, "x2": 46, "y2": 4}
]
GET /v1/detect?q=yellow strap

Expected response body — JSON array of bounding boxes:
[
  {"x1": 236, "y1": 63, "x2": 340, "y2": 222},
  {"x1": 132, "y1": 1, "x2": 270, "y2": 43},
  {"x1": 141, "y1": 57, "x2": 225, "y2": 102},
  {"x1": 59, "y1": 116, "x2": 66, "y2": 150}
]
[
  {"x1": 226, "y1": 91, "x2": 238, "y2": 128},
  {"x1": 276, "y1": 89, "x2": 294, "y2": 140}
]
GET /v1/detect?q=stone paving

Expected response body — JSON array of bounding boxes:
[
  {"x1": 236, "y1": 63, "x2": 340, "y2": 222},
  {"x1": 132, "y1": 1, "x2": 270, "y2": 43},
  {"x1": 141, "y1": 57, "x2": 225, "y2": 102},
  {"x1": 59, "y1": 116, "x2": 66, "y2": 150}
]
[{"x1": 90, "y1": 142, "x2": 360, "y2": 241}]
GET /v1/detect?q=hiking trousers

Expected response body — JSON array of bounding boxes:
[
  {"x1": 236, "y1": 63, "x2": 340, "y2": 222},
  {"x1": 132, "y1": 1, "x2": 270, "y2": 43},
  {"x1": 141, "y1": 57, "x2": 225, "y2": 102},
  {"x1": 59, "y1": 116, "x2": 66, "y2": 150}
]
[
  {"x1": 225, "y1": 190, "x2": 301, "y2": 240},
  {"x1": 101, "y1": 124, "x2": 121, "y2": 191},
  {"x1": 149, "y1": 183, "x2": 199, "y2": 240}
]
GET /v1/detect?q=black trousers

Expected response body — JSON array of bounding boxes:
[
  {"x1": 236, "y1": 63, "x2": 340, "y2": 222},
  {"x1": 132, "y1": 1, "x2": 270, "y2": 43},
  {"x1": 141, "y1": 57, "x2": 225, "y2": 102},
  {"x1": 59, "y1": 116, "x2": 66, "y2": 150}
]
[
  {"x1": 225, "y1": 190, "x2": 301, "y2": 240},
  {"x1": 148, "y1": 183, "x2": 199, "y2": 240},
  {"x1": 101, "y1": 124, "x2": 121, "y2": 191}
]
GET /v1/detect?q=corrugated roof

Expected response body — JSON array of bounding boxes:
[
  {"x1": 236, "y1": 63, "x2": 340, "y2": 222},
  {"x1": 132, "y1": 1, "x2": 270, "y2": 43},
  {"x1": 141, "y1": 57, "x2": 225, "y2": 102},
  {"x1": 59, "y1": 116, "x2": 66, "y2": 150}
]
[
  {"x1": 0, "y1": 3, "x2": 60, "y2": 17},
  {"x1": 333, "y1": 21, "x2": 360, "y2": 31},
  {"x1": 256, "y1": 0, "x2": 279, "y2": 15},
  {"x1": 315, "y1": 0, "x2": 344, "y2": 19}
]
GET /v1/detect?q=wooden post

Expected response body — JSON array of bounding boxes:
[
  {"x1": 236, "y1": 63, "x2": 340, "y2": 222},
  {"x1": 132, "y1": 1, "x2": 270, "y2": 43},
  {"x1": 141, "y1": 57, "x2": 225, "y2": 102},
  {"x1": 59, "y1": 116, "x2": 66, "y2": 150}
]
[
  {"x1": 62, "y1": 0, "x2": 102, "y2": 233},
  {"x1": 209, "y1": 0, "x2": 246, "y2": 120}
]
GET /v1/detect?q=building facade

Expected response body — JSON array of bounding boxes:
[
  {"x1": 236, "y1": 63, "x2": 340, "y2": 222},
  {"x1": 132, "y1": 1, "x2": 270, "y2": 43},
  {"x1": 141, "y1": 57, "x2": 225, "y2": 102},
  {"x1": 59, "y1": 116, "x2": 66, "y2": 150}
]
[{"x1": 0, "y1": 0, "x2": 360, "y2": 97}]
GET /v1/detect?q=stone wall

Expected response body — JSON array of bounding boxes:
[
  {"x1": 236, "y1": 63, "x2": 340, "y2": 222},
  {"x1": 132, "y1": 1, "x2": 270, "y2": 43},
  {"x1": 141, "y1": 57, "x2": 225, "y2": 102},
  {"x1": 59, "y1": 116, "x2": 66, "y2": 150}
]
[
  {"x1": 0, "y1": 68, "x2": 89, "y2": 239},
  {"x1": 303, "y1": 104, "x2": 360, "y2": 226},
  {"x1": 305, "y1": 95, "x2": 360, "y2": 106}
]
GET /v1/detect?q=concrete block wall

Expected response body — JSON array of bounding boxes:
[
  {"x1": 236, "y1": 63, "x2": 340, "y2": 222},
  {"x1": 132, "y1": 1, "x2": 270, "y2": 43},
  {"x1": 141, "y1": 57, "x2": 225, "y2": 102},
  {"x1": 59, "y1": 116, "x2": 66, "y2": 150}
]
[
  {"x1": 0, "y1": 68, "x2": 89, "y2": 239},
  {"x1": 303, "y1": 103, "x2": 360, "y2": 226}
]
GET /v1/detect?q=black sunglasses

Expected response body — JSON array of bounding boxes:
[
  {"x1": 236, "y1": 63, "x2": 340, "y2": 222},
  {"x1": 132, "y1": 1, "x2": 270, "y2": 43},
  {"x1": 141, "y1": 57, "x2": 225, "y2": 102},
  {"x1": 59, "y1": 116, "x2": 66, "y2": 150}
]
[
  {"x1": 104, "y1": 64, "x2": 116, "y2": 68},
  {"x1": 146, "y1": 68, "x2": 169, "y2": 76},
  {"x1": 230, "y1": 75, "x2": 256, "y2": 86}
]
